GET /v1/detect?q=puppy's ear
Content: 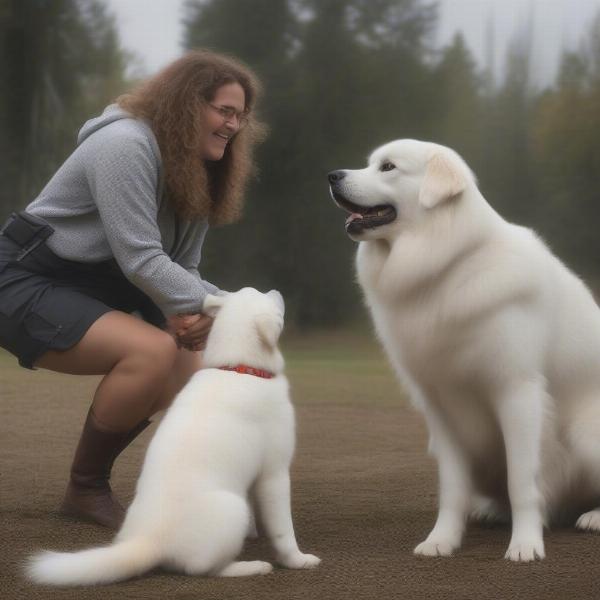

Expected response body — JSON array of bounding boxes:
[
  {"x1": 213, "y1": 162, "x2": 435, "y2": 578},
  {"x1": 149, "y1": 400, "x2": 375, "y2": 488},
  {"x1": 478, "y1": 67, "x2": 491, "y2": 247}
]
[
  {"x1": 267, "y1": 290, "x2": 285, "y2": 316},
  {"x1": 419, "y1": 153, "x2": 467, "y2": 209},
  {"x1": 256, "y1": 314, "x2": 282, "y2": 349},
  {"x1": 202, "y1": 294, "x2": 225, "y2": 318}
]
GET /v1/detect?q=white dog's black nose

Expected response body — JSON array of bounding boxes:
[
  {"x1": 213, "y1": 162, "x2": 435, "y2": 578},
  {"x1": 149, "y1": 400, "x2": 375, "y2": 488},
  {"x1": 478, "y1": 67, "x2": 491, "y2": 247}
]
[{"x1": 328, "y1": 170, "x2": 347, "y2": 184}]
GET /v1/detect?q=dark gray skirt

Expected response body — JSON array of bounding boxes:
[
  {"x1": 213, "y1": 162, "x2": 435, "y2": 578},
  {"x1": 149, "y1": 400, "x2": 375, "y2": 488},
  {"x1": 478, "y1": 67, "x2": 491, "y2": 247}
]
[{"x1": 0, "y1": 215, "x2": 165, "y2": 369}]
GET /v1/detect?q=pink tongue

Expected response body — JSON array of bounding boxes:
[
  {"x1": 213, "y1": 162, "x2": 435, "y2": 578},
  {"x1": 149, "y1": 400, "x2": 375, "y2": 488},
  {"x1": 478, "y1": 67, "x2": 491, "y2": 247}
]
[{"x1": 345, "y1": 213, "x2": 363, "y2": 225}]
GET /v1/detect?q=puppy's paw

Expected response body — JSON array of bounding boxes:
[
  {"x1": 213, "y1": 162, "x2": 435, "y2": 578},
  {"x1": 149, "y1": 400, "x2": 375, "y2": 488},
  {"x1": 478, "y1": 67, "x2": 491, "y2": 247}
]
[
  {"x1": 576, "y1": 509, "x2": 600, "y2": 532},
  {"x1": 504, "y1": 539, "x2": 545, "y2": 562},
  {"x1": 278, "y1": 552, "x2": 321, "y2": 569},
  {"x1": 217, "y1": 560, "x2": 274, "y2": 577},
  {"x1": 254, "y1": 561, "x2": 275, "y2": 575},
  {"x1": 413, "y1": 539, "x2": 457, "y2": 557}
]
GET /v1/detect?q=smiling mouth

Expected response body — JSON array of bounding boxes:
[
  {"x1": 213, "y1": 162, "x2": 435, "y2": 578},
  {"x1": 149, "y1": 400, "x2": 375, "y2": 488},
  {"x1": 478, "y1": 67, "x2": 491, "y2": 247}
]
[
  {"x1": 214, "y1": 133, "x2": 230, "y2": 142},
  {"x1": 330, "y1": 187, "x2": 396, "y2": 234}
]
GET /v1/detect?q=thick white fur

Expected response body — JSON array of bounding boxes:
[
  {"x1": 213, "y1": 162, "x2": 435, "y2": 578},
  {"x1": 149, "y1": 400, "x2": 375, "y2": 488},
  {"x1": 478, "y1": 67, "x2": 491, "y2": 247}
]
[
  {"x1": 27, "y1": 288, "x2": 320, "y2": 585},
  {"x1": 335, "y1": 139, "x2": 600, "y2": 562}
]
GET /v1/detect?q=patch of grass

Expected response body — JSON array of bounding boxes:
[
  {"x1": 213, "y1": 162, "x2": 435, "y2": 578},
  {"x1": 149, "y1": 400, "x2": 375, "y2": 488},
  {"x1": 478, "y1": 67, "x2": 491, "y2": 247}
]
[
  {"x1": 282, "y1": 329, "x2": 405, "y2": 408},
  {"x1": 0, "y1": 330, "x2": 406, "y2": 408}
]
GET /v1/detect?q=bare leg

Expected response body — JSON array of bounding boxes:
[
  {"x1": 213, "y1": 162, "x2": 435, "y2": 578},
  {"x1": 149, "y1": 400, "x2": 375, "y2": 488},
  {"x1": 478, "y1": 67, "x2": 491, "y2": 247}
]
[
  {"x1": 149, "y1": 347, "x2": 203, "y2": 414},
  {"x1": 34, "y1": 311, "x2": 198, "y2": 430},
  {"x1": 34, "y1": 311, "x2": 202, "y2": 527}
]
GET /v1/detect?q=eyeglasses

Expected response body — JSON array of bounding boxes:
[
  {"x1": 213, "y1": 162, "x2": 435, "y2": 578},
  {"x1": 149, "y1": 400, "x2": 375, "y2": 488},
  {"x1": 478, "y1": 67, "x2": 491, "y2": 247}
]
[{"x1": 208, "y1": 103, "x2": 249, "y2": 127}]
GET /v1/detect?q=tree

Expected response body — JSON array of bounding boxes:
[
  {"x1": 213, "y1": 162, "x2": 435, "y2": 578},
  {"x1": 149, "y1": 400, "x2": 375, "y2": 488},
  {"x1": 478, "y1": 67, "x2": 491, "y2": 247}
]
[
  {"x1": 430, "y1": 33, "x2": 484, "y2": 172},
  {"x1": 183, "y1": 0, "x2": 300, "y2": 309},
  {"x1": 184, "y1": 0, "x2": 439, "y2": 326},
  {"x1": 0, "y1": 0, "x2": 129, "y2": 221},
  {"x1": 479, "y1": 26, "x2": 537, "y2": 226},
  {"x1": 532, "y1": 14, "x2": 600, "y2": 279}
]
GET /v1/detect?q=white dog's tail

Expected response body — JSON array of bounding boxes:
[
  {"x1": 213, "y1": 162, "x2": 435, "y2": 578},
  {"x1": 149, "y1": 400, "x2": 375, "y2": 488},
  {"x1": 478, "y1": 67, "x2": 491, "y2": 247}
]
[{"x1": 26, "y1": 537, "x2": 160, "y2": 586}]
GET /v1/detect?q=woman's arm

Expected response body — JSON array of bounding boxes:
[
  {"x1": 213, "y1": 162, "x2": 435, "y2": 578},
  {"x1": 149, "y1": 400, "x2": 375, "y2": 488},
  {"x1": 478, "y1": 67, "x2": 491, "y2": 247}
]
[{"x1": 84, "y1": 128, "x2": 214, "y2": 317}]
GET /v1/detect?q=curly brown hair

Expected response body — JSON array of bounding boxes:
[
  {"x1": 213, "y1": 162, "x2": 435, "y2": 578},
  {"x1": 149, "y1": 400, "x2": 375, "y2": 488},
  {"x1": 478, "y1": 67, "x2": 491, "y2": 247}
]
[{"x1": 116, "y1": 50, "x2": 267, "y2": 225}]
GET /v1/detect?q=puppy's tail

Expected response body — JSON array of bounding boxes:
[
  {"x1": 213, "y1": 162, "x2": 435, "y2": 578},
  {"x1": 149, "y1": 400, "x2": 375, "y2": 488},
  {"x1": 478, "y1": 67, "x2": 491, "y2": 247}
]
[{"x1": 26, "y1": 537, "x2": 160, "y2": 586}]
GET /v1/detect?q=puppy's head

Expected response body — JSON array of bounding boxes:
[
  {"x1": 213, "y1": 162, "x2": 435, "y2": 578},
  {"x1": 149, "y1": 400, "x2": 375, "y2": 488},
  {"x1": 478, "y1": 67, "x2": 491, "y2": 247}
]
[
  {"x1": 328, "y1": 139, "x2": 475, "y2": 241},
  {"x1": 202, "y1": 288, "x2": 285, "y2": 372}
]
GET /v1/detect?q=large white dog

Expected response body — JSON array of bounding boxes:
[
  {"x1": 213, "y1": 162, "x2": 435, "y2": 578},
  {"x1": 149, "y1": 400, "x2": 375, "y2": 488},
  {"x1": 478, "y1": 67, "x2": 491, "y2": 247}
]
[
  {"x1": 27, "y1": 288, "x2": 320, "y2": 585},
  {"x1": 329, "y1": 139, "x2": 600, "y2": 562}
]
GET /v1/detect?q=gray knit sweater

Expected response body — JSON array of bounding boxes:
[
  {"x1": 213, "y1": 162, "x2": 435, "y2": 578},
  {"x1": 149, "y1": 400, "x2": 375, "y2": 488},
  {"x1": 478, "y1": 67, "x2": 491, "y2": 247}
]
[{"x1": 27, "y1": 104, "x2": 220, "y2": 317}]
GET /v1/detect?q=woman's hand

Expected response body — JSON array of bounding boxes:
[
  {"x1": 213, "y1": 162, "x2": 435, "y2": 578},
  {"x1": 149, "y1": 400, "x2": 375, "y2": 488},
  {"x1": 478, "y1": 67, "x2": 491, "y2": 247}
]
[{"x1": 166, "y1": 313, "x2": 214, "y2": 352}]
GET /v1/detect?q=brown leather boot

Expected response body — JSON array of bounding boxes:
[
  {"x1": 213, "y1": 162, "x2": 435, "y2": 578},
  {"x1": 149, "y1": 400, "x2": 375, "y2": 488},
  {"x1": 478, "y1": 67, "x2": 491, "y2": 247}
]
[{"x1": 59, "y1": 409, "x2": 151, "y2": 529}]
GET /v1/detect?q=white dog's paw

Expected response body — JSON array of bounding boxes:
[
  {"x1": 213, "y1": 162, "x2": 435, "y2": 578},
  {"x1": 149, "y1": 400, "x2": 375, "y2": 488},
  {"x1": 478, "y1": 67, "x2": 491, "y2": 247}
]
[
  {"x1": 470, "y1": 496, "x2": 509, "y2": 524},
  {"x1": 504, "y1": 539, "x2": 545, "y2": 562},
  {"x1": 246, "y1": 519, "x2": 259, "y2": 540},
  {"x1": 576, "y1": 509, "x2": 600, "y2": 532},
  {"x1": 278, "y1": 552, "x2": 321, "y2": 569},
  {"x1": 413, "y1": 539, "x2": 457, "y2": 557}
]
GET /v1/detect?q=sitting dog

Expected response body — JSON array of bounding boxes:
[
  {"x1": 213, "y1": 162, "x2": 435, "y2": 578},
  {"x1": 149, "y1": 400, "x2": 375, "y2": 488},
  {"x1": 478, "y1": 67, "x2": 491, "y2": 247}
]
[
  {"x1": 329, "y1": 139, "x2": 600, "y2": 562},
  {"x1": 27, "y1": 288, "x2": 320, "y2": 584}
]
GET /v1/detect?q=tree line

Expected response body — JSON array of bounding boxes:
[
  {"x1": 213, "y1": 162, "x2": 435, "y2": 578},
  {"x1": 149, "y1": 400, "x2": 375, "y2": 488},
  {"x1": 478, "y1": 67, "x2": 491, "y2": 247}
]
[{"x1": 2, "y1": 0, "x2": 600, "y2": 327}]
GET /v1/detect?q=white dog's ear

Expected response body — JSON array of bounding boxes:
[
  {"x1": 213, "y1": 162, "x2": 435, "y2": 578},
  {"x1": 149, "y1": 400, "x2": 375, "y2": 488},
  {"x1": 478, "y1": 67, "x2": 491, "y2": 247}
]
[
  {"x1": 419, "y1": 153, "x2": 467, "y2": 209},
  {"x1": 256, "y1": 314, "x2": 282, "y2": 349},
  {"x1": 267, "y1": 289, "x2": 285, "y2": 316},
  {"x1": 202, "y1": 294, "x2": 225, "y2": 318}
]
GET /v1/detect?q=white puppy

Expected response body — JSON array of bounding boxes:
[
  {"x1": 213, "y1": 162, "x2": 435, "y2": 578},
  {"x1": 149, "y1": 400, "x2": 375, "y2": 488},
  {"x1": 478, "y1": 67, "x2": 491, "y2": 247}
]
[
  {"x1": 329, "y1": 139, "x2": 600, "y2": 562},
  {"x1": 27, "y1": 288, "x2": 320, "y2": 585}
]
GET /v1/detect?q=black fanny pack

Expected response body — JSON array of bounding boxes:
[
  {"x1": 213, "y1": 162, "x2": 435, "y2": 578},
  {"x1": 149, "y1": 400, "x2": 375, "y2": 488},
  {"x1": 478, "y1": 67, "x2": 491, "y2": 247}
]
[{"x1": 0, "y1": 211, "x2": 55, "y2": 260}]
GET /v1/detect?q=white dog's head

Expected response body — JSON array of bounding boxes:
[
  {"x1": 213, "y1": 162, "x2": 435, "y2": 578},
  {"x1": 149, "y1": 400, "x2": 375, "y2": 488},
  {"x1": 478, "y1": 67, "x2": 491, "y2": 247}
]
[
  {"x1": 201, "y1": 287, "x2": 285, "y2": 374},
  {"x1": 328, "y1": 139, "x2": 476, "y2": 241}
]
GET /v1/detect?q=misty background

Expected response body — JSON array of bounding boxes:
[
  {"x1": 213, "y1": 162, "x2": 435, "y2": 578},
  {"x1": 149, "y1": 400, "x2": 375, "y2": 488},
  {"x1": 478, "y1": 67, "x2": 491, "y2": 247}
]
[{"x1": 2, "y1": 0, "x2": 600, "y2": 328}]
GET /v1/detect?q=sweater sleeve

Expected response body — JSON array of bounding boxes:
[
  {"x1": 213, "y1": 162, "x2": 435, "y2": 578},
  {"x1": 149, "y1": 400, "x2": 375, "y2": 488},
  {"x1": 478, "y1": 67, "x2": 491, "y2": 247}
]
[
  {"x1": 84, "y1": 129, "x2": 213, "y2": 316},
  {"x1": 176, "y1": 221, "x2": 223, "y2": 296}
]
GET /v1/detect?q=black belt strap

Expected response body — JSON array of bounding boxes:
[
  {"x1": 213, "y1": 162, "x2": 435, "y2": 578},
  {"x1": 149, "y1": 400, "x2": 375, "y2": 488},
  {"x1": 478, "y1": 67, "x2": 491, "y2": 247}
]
[{"x1": 0, "y1": 211, "x2": 54, "y2": 260}]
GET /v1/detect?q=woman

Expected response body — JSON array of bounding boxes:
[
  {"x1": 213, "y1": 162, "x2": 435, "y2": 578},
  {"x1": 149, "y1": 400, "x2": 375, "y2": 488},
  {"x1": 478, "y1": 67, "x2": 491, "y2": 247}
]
[{"x1": 0, "y1": 50, "x2": 266, "y2": 529}]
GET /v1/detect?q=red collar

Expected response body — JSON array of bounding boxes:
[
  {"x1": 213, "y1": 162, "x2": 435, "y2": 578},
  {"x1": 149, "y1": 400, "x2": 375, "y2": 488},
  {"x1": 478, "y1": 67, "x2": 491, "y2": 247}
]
[{"x1": 218, "y1": 365, "x2": 275, "y2": 379}]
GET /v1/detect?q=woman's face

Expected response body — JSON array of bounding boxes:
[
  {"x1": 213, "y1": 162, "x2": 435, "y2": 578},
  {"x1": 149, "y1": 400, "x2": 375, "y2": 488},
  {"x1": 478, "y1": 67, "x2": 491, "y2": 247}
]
[{"x1": 201, "y1": 82, "x2": 247, "y2": 161}]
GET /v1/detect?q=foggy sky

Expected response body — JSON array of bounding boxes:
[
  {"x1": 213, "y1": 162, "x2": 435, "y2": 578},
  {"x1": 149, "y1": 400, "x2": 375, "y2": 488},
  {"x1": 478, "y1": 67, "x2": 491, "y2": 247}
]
[
  {"x1": 106, "y1": 0, "x2": 600, "y2": 85},
  {"x1": 436, "y1": 0, "x2": 600, "y2": 85}
]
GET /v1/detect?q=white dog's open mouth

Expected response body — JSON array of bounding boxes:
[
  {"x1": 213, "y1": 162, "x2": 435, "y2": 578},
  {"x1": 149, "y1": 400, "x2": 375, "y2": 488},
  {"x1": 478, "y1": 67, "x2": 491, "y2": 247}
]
[{"x1": 330, "y1": 188, "x2": 396, "y2": 234}]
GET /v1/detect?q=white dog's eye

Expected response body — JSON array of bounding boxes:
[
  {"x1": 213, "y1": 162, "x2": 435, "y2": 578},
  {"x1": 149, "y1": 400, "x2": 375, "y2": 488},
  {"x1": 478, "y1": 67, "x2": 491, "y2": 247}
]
[{"x1": 380, "y1": 161, "x2": 396, "y2": 172}]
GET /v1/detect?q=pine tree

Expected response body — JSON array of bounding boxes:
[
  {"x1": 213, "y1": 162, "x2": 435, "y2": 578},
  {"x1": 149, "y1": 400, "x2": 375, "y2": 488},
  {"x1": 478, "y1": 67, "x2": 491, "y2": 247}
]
[
  {"x1": 481, "y1": 27, "x2": 537, "y2": 226},
  {"x1": 0, "y1": 0, "x2": 129, "y2": 220},
  {"x1": 532, "y1": 14, "x2": 600, "y2": 279},
  {"x1": 430, "y1": 33, "x2": 484, "y2": 172}
]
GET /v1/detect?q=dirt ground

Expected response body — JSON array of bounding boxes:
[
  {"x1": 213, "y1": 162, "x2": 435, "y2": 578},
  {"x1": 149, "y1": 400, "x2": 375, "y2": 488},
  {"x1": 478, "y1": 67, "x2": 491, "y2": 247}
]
[{"x1": 1, "y1": 340, "x2": 600, "y2": 600}]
